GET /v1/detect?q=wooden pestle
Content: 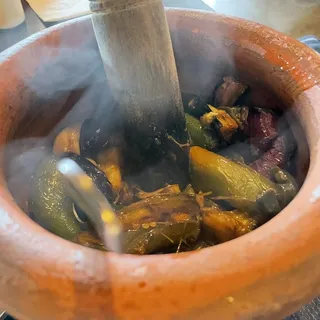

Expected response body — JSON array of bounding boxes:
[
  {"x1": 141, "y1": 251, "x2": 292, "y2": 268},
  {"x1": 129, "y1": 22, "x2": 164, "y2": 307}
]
[{"x1": 89, "y1": 0, "x2": 188, "y2": 166}]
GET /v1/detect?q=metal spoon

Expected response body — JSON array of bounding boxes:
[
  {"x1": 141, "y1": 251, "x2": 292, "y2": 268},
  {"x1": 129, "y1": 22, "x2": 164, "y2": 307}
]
[{"x1": 57, "y1": 158, "x2": 123, "y2": 253}]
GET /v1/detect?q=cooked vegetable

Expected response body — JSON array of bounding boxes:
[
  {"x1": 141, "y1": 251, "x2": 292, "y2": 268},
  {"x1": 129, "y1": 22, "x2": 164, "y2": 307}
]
[
  {"x1": 200, "y1": 105, "x2": 238, "y2": 143},
  {"x1": 214, "y1": 77, "x2": 248, "y2": 106},
  {"x1": 62, "y1": 152, "x2": 115, "y2": 203},
  {"x1": 25, "y1": 73, "x2": 302, "y2": 255},
  {"x1": 29, "y1": 154, "x2": 115, "y2": 241},
  {"x1": 97, "y1": 147, "x2": 123, "y2": 195},
  {"x1": 219, "y1": 106, "x2": 249, "y2": 133},
  {"x1": 29, "y1": 156, "x2": 84, "y2": 240},
  {"x1": 118, "y1": 194, "x2": 201, "y2": 228},
  {"x1": 250, "y1": 130, "x2": 297, "y2": 180},
  {"x1": 201, "y1": 206, "x2": 257, "y2": 243},
  {"x1": 185, "y1": 114, "x2": 219, "y2": 150},
  {"x1": 53, "y1": 124, "x2": 81, "y2": 156},
  {"x1": 122, "y1": 218, "x2": 200, "y2": 255},
  {"x1": 189, "y1": 146, "x2": 281, "y2": 215},
  {"x1": 118, "y1": 194, "x2": 201, "y2": 254},
  {"x1": 248, "y1": 107, "x2": 278, "y2": 150}
]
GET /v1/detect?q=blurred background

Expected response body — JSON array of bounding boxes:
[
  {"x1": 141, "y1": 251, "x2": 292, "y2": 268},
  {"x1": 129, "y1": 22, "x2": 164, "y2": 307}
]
[
  {"x1": 0, "y1": 0, "x2": 319, "y2": 52},
  {"x1": 0, "y1": 0, "x2": 319, "y2": 320}
]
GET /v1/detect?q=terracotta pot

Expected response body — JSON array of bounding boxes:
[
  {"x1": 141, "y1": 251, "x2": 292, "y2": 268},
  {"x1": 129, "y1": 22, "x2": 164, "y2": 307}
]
[{"x1": 0, "y1": 9, "x2": 320, "y2": 320}]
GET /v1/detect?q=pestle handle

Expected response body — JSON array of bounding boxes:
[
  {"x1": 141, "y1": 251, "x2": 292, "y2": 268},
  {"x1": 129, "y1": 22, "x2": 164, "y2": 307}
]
[{"x1": 89, "y1": 0, "x2": 188, "y2": 164}]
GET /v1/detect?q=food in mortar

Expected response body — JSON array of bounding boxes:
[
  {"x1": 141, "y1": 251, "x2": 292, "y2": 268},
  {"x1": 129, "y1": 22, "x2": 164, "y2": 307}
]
[{"x1": 29, "y1": 77, "x2": 299, "y2": 254}]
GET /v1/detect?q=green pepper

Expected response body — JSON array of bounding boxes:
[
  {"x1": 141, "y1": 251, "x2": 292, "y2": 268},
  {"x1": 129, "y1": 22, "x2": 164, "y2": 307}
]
[
  {"x1": 29, "y1": 156, "x2": 84, "y2": 240},
  {"x1": 29, "y1": 154, "x2": 114, "y2": 241},
  {"x1": 189, "y1": 146, "x2": 281, "y2": 215},
  {"x1": 185, "y1": 114, "x2": 219, "y2": 151}
]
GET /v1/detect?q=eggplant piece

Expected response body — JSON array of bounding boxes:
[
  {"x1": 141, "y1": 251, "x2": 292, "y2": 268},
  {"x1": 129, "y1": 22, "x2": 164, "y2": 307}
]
[
  {"x1": 189, "y1": 146, "x2": 281, "y2": 216},
  {"x1": 118, "y1": 194, "x2": 200, "y2": 228},
  {"x1": 250, "y1": 130, "x2": 297, "y2": 180},
  {"x1": 97, "y1": 147, "x2": 123, "y2": 195},
  {"x1": 214, "y1": 77, "x2": 248, "y2": 107},
  {"x1": 201, "y1": 206, "x2": 257, "y2": 243},
  {"x1": 117, "y1": 194, "x2": 201, "y2": 254},
  {"x1": 185, "y1": 114, "x2": 219, "y2": 150},
  {"x1": 53, "y1": 124, "x2": 81, "y2": 156},
  {"x1": 248, "y1": 107, "x2": 278, "y2": 150},
  {"x1": 181, "y1": 93, "x2": 211, "y2": 118},
  {"x1": 122, "y1": 219, "x2": 200, "y2": 255},
  {"x1": 200, "y1": 105, "x2": 238, "y2": 143},
  {"x1": 62, "y1": 152, "x2": 115, "y2": 203},
  {"x1": 219, "y1": 106, "x2": 249, "y2": 133}
]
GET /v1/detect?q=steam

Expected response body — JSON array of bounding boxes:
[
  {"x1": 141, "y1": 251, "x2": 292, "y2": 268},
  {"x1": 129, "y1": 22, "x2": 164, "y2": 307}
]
[
  {"x1": 3, "y1": 11, "x2": 308, "y2": 231},
  {"x1": 24, "y1": 43, "x2": 113, "y2": 135},
  {"x1": 4, "y1": 37, "x2": 116, "y2": 213},
  {"x1": 4, "y1": 11, "x2": 239, "y2": 214}
]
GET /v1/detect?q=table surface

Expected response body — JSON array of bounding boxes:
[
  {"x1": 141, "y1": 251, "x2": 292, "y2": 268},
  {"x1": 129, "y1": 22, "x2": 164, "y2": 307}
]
[
  {"x1": 1, "y1": 0, "x2": 319, "y2": 53},
  {"x1": 0, "y1": 1, "x2": 319, "y2": 320},
  {"x1": 0, "y1": 0, "x2": 214, "y2": 52}
]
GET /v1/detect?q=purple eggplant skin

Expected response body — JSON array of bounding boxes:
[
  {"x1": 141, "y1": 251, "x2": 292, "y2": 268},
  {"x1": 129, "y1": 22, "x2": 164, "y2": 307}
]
[
  {"x1": 214, "y1": 77, "x2": 248, "y2": 107},
  {"x1": 247, "y1": 107, "x2": 278, "y2": 151},
  {"x1": 61, "y1": 152, "x2": 115, "y2": 203},
  {"x1": 250, "y1": 129, "x2": 297, "y2": 180}
]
